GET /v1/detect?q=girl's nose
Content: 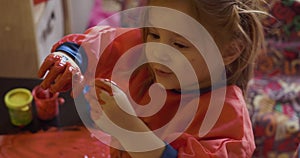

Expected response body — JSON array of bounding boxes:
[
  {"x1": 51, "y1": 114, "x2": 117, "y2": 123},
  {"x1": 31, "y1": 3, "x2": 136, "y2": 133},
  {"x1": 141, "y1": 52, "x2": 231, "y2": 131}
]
[
  {"x1": 146, "y1": 43, "x2": 173, "y2": 63},
  {"x1": 153, "y1": 49, "x2": 171, "y2": 62}
]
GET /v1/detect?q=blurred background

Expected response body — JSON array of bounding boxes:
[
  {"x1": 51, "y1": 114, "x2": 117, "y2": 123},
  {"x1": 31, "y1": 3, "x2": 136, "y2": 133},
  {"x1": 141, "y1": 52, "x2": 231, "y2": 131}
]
[{"x1": 0, "y1": 0, "x2": 300, "y2": 157}]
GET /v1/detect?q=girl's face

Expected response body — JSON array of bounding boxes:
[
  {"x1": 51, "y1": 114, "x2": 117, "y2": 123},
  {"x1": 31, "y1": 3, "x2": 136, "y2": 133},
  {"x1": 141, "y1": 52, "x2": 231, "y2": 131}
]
[{"x1": 145, "y1": 0, "x2": 214, "y2": 90}]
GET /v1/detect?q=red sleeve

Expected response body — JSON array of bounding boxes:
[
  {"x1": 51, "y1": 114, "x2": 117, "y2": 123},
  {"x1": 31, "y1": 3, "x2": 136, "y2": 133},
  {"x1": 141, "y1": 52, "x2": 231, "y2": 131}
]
[
  {"x1": 51, "y1": 26, "x2": 117, "y2": 52},
  {"x1": 51, "y1": 26, "x2": 143, "y2": 81},
  {"x1": 169, "y1": 86, "x2": 255, "y2": 158}
]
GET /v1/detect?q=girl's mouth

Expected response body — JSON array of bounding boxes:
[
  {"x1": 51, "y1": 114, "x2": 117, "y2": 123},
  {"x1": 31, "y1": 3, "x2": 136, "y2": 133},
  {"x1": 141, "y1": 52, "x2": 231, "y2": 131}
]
[{"x1": 154, "y1": 68, "x2": 173, "y2": 76}]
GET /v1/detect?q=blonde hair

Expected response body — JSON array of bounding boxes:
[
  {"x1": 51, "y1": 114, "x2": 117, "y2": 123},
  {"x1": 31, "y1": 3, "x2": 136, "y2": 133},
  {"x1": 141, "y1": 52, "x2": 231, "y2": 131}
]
[
  {"x1": 192, "y1": 0, "x2": 266, "y2": 92},
  {"x1": 141, "y1": 0, "x2": 266, "y2": 94}
]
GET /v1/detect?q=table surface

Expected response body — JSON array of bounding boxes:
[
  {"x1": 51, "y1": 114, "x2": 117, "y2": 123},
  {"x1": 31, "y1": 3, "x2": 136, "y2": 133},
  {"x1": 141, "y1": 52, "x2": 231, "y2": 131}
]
[
  {"x1": 0, "y1": 77, "x2": 111, "y2": 158},
  {"x1": 0, "y1": 77, "x2": 92, "y2": 134}
]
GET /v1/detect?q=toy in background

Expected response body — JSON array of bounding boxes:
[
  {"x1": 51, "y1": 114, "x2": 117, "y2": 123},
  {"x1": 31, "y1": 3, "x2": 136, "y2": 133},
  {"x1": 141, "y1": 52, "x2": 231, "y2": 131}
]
[
  {"x1": 87, "y1": 0, "x2": 147, "y2": 28},
  {"x1": 255, "y1": 0, "x2": 300, "y2": 77},
  {"x1": 247, "y1": 77, "x2": 300, "y2": 157},
  {"x1": 247, "y1": 0, "x2": 300, "y2": 157},
  {"x1": 87, "y1": 0, "x2": 121, "y2": 28},
  {"x1": 119, "y1": 0, "x2": 147, "y2": 27},
  {"x1": 33, "y1": 0, "x2": 48, "y2": 5}
]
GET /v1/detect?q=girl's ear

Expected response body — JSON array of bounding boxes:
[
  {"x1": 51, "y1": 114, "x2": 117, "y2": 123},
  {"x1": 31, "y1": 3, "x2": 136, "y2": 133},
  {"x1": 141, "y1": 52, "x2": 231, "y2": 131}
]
[{"x1": 222, "y1": 39, "x2": 245, "y2": 65}]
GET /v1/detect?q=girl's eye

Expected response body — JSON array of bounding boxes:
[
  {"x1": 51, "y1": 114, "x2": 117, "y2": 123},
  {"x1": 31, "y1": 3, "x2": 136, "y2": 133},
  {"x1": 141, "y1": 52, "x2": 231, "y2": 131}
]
[
  {"x1": 174, "y1": 42, "x2": 188, "y2": 49},
  {"x1": 148, "y1": 32, "x2": 160, "y2": 39}
]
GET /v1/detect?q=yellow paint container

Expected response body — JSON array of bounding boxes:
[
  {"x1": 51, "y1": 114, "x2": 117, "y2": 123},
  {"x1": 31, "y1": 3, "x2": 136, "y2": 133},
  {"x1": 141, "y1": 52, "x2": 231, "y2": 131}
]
[{"x1": 4, "y1": 88, "x2": 33, "y2": 127}]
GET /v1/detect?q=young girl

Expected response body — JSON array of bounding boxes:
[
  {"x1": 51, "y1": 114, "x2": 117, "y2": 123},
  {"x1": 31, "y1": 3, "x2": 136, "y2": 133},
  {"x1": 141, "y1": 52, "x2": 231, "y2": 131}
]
[{"x1": 38, "y1": 0, "x2": 265, "y2": 157}]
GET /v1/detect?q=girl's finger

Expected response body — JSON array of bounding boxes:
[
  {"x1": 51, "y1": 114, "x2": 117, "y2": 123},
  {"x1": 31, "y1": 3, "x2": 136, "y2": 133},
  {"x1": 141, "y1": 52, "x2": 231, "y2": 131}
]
[
  {"x1": 38, "y1": 54, "x2": 57, "y2": 78},
  {"x1": 94, "y1": 79, "x2": 113, "y2": 96},
  {"x1": 98, "y1": 89, "x2": 113, "y2": 103},
  {"x1": 49, "y1": 64, "x2": 73, "y2": 93},
  {"x1": 40, "y1": 64, "x2": 65, "y2": 90}
]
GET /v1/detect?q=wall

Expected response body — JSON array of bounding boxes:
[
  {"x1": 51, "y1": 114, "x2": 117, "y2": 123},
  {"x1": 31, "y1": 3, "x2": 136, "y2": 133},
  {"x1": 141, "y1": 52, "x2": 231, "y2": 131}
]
[{"x1": 66, "y1": 0, "x2": 94, "y2": 33}]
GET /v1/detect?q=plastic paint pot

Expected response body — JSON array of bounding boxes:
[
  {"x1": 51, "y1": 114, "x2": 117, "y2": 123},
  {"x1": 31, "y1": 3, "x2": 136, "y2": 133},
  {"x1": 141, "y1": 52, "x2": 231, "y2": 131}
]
[
  {"x1": 4, "y1": 88, "x2": 33, "y2": 127},
  {"x1": 32, "y1": 85, "x2": 64, "y2": 121}
]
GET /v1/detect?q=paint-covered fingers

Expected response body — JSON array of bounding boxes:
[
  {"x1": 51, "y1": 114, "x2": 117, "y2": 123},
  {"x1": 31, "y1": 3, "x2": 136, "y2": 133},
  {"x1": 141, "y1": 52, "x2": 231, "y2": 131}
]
[
  {"x1": 38, "y1": 52, "x2": 81, "y2": 94},
  {"x1": 38, "y1": 53, "x2": 59, "y2": 78},
  {"x1": 49, "y1": 63, "x2": 74, "y2": 93},
  {"x1": 39, "y1": 58, "x2": 67, "y2": 90}
]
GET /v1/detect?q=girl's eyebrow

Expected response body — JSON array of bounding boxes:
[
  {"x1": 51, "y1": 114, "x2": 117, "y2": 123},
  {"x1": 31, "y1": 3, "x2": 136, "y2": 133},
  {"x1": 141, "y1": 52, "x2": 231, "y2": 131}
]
[
  {"x1": 147, "y1": 21, "x2": 192, "y2": 40},
  {"x1": 148, "y1": 26, "x2": 183, "y2": 38}
]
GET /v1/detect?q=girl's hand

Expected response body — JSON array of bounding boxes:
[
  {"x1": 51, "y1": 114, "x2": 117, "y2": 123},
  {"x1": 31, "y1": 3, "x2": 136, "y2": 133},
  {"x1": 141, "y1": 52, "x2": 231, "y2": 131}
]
[
  {"x1": 38, "y1": 52, "x2": 84, "y2": 97},
  {"x1": 85, "y1": 78, "x2": 139, "y2": 134},
  {"x1": 85, "y1": 79, "x2": 166, "y2": 157}
]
